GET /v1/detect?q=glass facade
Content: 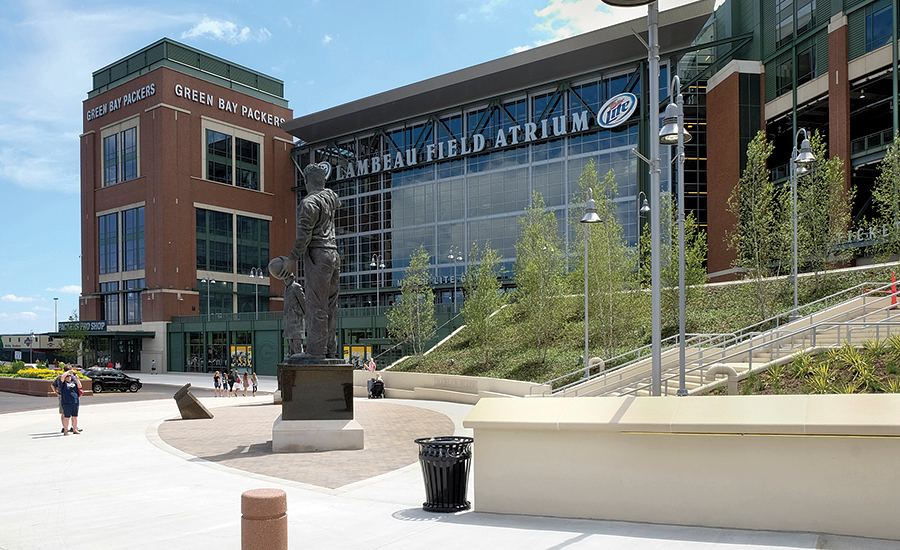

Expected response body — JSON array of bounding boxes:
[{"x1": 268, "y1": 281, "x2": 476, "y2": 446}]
[{"x1": 302, "y1": 67, "x2": 669, "y2": 301}]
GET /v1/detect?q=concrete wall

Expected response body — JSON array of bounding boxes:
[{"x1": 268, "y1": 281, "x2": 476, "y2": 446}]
[
  {"x1": 353, "y1": 369, "x2": 549, "y2": 403},
  {"x1": 463, "y1": 394, "x2": 900, "y2": 540}
]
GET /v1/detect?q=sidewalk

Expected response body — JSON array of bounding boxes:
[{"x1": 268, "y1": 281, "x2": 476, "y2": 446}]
[{"x1": 0, "y1": 390, "x2": 895, "y2": 549}]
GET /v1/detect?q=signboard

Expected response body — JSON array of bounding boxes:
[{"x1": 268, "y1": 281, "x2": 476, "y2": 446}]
[
  {"x1": 14, "y1": 351, "x2": 22, "y2": 361},
  {"x1": 597, "y1": 93, "x2": 638, "y2": 129},
  {"x1": 58, "y1": 320, "x2": 107, "y2": 332}
]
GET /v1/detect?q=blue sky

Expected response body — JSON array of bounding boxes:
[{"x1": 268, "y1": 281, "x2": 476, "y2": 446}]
[{"x1": 0, "y1": 0, "x2": 694, "y2": 335}]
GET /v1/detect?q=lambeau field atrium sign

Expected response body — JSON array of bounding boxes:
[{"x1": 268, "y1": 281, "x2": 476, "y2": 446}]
[{"x1": 334, "y1": 92, "x2": 639, "y2": 181}]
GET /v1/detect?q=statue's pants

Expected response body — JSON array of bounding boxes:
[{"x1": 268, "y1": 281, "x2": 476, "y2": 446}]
[{"x1": 303, "y1": 247, "x2": 340, "y2": 356}]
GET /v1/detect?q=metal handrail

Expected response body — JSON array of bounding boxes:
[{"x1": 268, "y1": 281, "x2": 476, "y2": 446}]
[
  {"x1": 615, "y1": 289, "x2": 900, "y2": 397},
  {"x1": 532, "y1": 280, "x2": 890, "y2": 396}
]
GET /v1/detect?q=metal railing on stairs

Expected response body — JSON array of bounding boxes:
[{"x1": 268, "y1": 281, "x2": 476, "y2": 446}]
[{"x1": 534, "y1": 280, "x2": 900, "y2": 398}]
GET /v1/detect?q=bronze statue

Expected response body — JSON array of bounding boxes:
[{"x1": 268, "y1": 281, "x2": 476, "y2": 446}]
[{"x1": 271, "y1": 162, "x2": 341, "y2": 359}]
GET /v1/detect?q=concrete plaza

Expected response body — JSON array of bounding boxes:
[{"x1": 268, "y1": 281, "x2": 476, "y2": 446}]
[{"x1": 0, "y1": 373, "x2": 895, "y2": 549}]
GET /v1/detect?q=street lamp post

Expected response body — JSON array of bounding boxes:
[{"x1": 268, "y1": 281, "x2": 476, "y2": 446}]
[
  {"x1": 600, "y1": 0, "x2": 662, "y2": 394},
  {"x1": 250, "y1": 267, "x2": 264, "y2": 320},
  {"x1": 29, "y1": 329, "x2": 35, "y2": 363},
  {"x1": 660, "y1": 74, "x2": 693, "y2": 397},
  {"x1": 447, "y1": 246, "x2": 463, "y2": 312},
  {"x1": 790, "y1": 129, "x2": 816, "y2": 319},
  {"x1": 370, "y1": 254, "x2": 385, "y2": 314},
  {"x1": 201, "y1": 274, "x2": 216, "y2": 321},
  {"x1": 54, "y1": 298, "x2": 58, "y2": 331},
  {"x1": 581, "y1": 189, "x2": 602, "y2": 378}
]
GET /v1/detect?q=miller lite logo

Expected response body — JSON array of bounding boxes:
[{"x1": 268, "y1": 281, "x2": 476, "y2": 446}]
[{"x1": 597, "y1": 93, "x2": 638, "y2": 129}]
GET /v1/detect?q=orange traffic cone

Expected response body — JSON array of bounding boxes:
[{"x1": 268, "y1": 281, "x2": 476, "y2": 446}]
[{"x1": 892, "y1": 272, "x2": 897, "y2": 309}]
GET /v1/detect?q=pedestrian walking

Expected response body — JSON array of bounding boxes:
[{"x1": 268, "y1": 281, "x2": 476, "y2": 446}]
[
  {"x1": 59, "y1": 370, "x2": 83, "y2": 435},
  {"x1": 151, "y1": 359, "x2": 157, "y2": 375},
  {"x1": 242, "y1": 371, "x2": 250, "y2": 397},
  {"x1": 225, "y1": 369, "x2": 234, "y2": 397},
  {"x1": 233, "y1": 370, "x2": 242, "y2": 396},
  {"x1": 251, "y1": 372, "x2": 258, "y2": 397}
]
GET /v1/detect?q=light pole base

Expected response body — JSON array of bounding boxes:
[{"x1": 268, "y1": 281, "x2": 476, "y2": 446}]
[{"x1": 676, "y1": 389, "x2": 689, "y2": 397}]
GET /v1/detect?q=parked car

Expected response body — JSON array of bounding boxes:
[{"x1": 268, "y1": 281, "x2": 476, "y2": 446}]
[{"x1": 82, "y1": 368, "x2": 142, "y2": 393}]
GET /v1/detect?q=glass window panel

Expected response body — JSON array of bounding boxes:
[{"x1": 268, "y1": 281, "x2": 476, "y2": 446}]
[
  {"x1": 103, "y1": 134, "x2": 118, "y2": 186},
  {"x1": 206, "y1": 130, "x2": 232, "y2": 184},
  {"x1": 121, "y1": 127, "x2": 137, "y2": 182}
]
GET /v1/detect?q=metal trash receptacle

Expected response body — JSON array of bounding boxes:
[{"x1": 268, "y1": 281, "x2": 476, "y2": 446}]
[{"x1": 414, "y1": 436, "x2": 473, "y2": 512}]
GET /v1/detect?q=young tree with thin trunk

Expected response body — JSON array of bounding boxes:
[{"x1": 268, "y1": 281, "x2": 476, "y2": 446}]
[
  {"x1": 570, "y1": 160, "x2": 641, "y2": 361},
  {"x1": 639, "y1": 198, "x2": 707, "y2": 333},
  {"x1": 386, "y1": 246, "x2": 436, "y2": 358},
  {"x1": 727, "y1": 130, "x2": 787, "y2": 319},
  {"x1": 514, "y1": 191, "x2": 565, "y2": 367},
  {"x1": 867, "y1": 133, "x2": 900, "y2": 260},
  {"x1": 461, "y1": 242, "x2": 507, "y2": 365}
]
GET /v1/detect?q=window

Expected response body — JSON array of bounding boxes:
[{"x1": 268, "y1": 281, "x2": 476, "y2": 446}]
[
  {"x1": 123, "y1": 207, "x2": 145, "y2": 271},
  {"x1": 207, "y1": 130, "x2": 232, "y2": 185},
  {"x1": 124, "y1": 278, "x2": 144, "y2": 325},
  {"x1": 102, "y1": 121, "x2": 138, "y2": 186},
  {"x1": 775, "y1": 0, "x2": 794, "y2": 48},
  {"x1": 204, "y1": 121, "x2": 262, "y2": 191},
  {"x1": 866, "y1": 0, "x2": 892, "y2": 52},
  {"x1": 101, "y1": 282, "x2": 119, "y2": 325},
  {"x1": 196, "y1": 208, "x2": 234, "y2": 273},
  {"x1": 796, "y1": 46, "x2": 816, "y2": 86},
  {"x1": 776, "y1": 58, "x2": 793, "y2": 96},
  {"x1": 99, "y1": 213, "x2": 118, "y2": 275},
  {"x1": 796, "y1": 0, "x2": 815, "y2": 36},
  {"x1": 237, "y1": 215, "x2": 270, "y2": 275}
]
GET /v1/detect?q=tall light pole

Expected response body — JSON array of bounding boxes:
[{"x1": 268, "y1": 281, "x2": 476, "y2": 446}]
[
  {"x1": 581, "y1": 189, "x2": 602, "y2": 378},
  {"x1": 660, "y1": 74, "x2": 693, "y2": 397},
  {"x1": 201, "y1": 274, "x2": 216, "y2": 320},
  {"x1": 250, "y1": 267, "x2": 264, "y2": 320},
  {"x1": 790, "y1": 129, "x2": 816, "y2": 319},
  {"x1": 601, "y1": 0, "x2": 662, "y2": 394},
  {"x1": 447, "y1": 246, "x2": 463, "y2": 312},
  {"x1": 370, "y1": 254, "x2": 385, "y2": 314},
  {"x1": 54, "y1": 297, "x2": 58, "y2": 331},
  {"x1": 29, "y1": 329, "x2": 35, "y2": 363}
]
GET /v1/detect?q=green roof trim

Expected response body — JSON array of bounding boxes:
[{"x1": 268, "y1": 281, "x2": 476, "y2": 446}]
[{"x1": 88, "y1": 38, "x2": 288, "y2": 108}]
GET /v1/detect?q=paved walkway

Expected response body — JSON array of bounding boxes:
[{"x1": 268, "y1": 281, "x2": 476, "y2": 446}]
[{"x1": 1, "y1": 373, "x2": 897, "y2": 549}]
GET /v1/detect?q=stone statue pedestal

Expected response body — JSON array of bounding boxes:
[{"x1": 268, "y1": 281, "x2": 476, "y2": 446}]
[{"x1": 272, "y1": 358, "x2": 363, "y2": 452}]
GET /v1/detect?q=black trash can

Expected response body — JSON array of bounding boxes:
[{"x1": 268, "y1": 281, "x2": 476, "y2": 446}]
[{"x1": 414, "y1": 436, "x2": 474, "y2": 512}]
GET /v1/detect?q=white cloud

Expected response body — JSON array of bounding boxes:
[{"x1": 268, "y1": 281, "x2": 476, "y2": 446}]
[
  {"x1": 0, "y1": 3, "x2": 194, "y2": 193},
  {"x1": 181, "y1": 16, "x2": 272, "y2": 44},
  {"x1": 2, "y1": 295, "x2": 36, "y2": 303},
  {"x1": 527, "y1": 0, "x2": 697, "y2": 48},
  {"x1": 46, "y1": 285, "x2": 81, "y2": 294},
  {"x1": 322, "y1": 35, "x2": 332, "y2": 45},
  {"x1": 0, "y1": 311, "x2": 38, "y2": 321}
]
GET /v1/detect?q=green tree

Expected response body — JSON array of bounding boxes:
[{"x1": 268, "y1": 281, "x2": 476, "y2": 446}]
[
  {"x1": 639, "y1": 198, "x2": 708, "y2": 333},
  {"x1": 796, "y1": 131, "x2": 855, "y2": 282},
  {"x1": 570, "y1": 161, "x2": 642, "y2": 361},
  {"x1": 58, "y1": 311, "x2": 85, "y2": 364},
  {"x1": 461, "y1": 241, "x2": 508, "y2": 365},
  {"x1": 386, "y1": 246, "x2": 436, "y2": 357},
  {"x1": 514, "y1": 191, "x2": 566, "y2": 367},
  {"x1": 727, "y1": 130, "x2": 787, "y2": 319},
  {"x1": 868, "y1": 133, "x2": 900, "y2": 259}
]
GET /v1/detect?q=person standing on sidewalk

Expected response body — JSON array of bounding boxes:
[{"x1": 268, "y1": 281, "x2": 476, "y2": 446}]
[
  {"x1": 151, "y1": 359, "x2": 157, "y2": 375},
  {"x1": 213, "y1": 370, "x2": 222, "y2": 397},
  {"x1": 251, "y1": 372, "x2": 258, "y2": 397},
  {"x1": 242, "y1": 371, "x2": 250, "y2": 397},
  {"x1": 59, "y1": 370, "x2": 82, "y2": 435},
  {"x1": 51, "y1": 371, "x2": 67, "y2": 433}
]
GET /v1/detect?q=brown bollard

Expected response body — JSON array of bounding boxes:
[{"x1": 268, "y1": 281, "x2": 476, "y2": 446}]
[{"x1": 241, "y1": 488, "x2": 287, "y2": 550}]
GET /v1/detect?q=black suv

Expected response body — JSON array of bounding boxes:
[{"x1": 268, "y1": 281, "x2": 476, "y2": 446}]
[{"x1": 83, "y1": 368, "x2": 142, "y2": 393}]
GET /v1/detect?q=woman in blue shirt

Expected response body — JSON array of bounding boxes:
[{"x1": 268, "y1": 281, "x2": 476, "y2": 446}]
[{"x1": 59, "y1": 370, "x2": 83, "y2": 435}]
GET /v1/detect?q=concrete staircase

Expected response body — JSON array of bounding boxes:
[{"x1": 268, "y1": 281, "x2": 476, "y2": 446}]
[{"x1": 547, "y1": 282, "x2": 900, "y2": 398}]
